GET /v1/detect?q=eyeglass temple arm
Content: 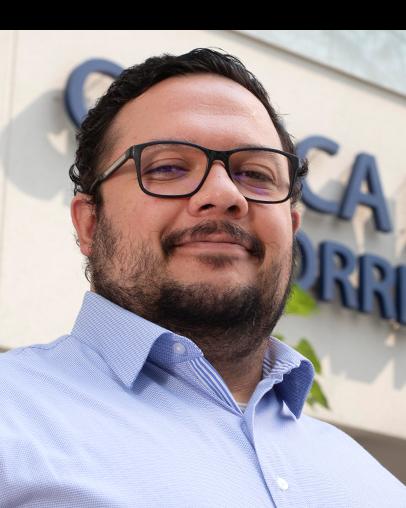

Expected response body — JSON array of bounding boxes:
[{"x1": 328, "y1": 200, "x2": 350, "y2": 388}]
[{"x1": 88, "y1": 148, "x2": 132, "y2": 194}]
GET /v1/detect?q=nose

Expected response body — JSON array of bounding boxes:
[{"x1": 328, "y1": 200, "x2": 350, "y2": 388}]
[{"x1": 187, "y1": 161, "x2": 249, "y2": 219}]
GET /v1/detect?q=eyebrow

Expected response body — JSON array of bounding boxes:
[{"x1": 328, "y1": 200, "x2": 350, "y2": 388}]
[{"x1": 148, "y1": 137, "x2": 272, "y2": 150}]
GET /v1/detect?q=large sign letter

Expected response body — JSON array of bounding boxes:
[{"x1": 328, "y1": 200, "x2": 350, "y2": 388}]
[
  {"x1": 339, "y1": 154, "x2": 392, "y2": 232},
  {"x1": 296, "y1": 136, "x2": 340, "y2": 214},
  {"x1": 359, "y1": 254, "x2": 396, "y2": 319},
  {"x1": 319, "y1": 241, "x2": 357, "y2": 309},
  {"x1": 65, "y1": 59, "x2": 123, "y2": 127}
]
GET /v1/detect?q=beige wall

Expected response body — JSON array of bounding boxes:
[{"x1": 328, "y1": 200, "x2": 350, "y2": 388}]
[{"x1": 0, "y1": 30, "x2": 405, "y2": 440}]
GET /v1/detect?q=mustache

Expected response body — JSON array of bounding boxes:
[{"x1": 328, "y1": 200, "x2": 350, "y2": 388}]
[{"x1": 161, "y1": 220, "x2": 265, "y2": 261}]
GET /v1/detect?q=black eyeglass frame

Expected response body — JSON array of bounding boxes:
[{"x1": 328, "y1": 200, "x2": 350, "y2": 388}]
[{"x1": 86, "y1": 140, "x2": 301, "y2": 204}]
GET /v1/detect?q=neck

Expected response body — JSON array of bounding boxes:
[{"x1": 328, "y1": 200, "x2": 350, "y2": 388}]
[{"x1": 205, "y1": 341, "x2": 268, "y2": 404}]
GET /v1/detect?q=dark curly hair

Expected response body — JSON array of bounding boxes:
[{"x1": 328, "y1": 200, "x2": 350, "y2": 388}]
[{"x1": 69, "y1": 47, "x2": 308, "y2": 211}]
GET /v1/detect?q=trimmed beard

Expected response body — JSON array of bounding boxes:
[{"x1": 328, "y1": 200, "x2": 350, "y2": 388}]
[{"x1": 87, "y1": 210, "x2": 299, "y2": 364}]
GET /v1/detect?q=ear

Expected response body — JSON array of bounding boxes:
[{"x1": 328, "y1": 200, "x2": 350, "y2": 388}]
[
  {"x1": 291, "y1": 208, "x2": 301, "y2": 234},
  {"x1": 70, "y1": 194, "x2": 97, "y2": 257}
]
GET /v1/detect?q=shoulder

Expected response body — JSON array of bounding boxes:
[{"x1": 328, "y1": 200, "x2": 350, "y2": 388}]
[
  {"x1": 0, "y1": 334, "x2": 71, "y2": 370},
  {"x1": 0, "y1": 336, "x2": 73, "y2": 402},
  {"x1": 299, "y1": 413, "x2": 406, "y2": 491},
  {"x1": 300, "y1": 413, "x2": 378, "y2": 457}
]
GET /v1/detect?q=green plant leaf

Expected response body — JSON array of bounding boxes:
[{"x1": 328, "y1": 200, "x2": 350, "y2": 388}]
[
  {"x1": 285, "y1": 284, "x2": 317, "y2": 316},
  {"x1": 308, "y1": 379, "x2": 330, "y2": 410},
  {"x1": 295, "y1": 338, "x2": 322, "y2": 374},
  {"x1": 277, "y1": 287, "x2": 330, "y2": 411}
]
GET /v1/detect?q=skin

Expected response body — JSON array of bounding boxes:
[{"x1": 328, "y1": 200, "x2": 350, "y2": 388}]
[{"x1": 71, "y1": 73, "x2": 301, "y2": 404}]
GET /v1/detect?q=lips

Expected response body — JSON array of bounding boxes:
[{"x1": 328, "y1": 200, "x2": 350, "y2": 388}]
[{"x1": 174, "y1": 234, "x2": 251, "y2": 253}]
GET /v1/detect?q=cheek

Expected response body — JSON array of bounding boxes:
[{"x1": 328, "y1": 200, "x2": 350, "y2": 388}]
[
  {"x1": 111, "y1": 192, "x2": 185, "y2": 246},
  {"x1": 255, "y1": 205, "x2": 292, "y2": 243},
  {"x1": 255, "y1": 209, "x2": 293, "y2": 263}
]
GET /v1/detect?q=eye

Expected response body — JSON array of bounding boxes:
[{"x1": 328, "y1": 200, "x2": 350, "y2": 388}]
[
  {"x1": 237, "y1": 170, "x2": 272, "y2": 180},
  {"x1": 233, "y1": 169, "x2": 277, "y2": 188},
  {"x1": 143, "y1": 164, "x2": 189, "y2": 180}
]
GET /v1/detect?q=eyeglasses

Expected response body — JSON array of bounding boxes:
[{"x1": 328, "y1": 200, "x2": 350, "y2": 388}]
[{"x1": 86, "y1": 140, "x2": 301, "y2": 204}]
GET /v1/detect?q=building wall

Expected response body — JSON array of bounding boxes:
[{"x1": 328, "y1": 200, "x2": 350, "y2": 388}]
[{"x1": 0, "y1": 31, "x2": 405, "y2": 447}]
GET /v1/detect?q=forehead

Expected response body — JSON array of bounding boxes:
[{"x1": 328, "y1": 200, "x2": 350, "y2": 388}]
[{"x1": 109, "y1": 73, "x2": 282, "y2": 155}]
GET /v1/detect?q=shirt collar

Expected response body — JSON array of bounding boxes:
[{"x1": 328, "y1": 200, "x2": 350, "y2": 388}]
[
  {"x1": 71, "y1": 291, "x2": 314, "y2": 417},
  {"x1": 71, "y1": 291, "x2": 183, "y2": 389},
  {"x1": 262, "y1": 338, "x2": 315, "y2": 419}
]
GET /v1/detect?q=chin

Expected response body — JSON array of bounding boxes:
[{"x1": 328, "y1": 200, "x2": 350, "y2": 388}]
[{"x1": 173, "y1": 269, "x2": 251, "y2": 287}]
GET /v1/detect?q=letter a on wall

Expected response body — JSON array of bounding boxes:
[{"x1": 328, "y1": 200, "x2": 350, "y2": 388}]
[{"x1": 339, "y1": 153, "x2": 392, "y2": 232}]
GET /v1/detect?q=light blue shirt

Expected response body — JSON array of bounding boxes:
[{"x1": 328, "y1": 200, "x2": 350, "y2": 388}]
[{"x1": 0, "y1": 291, "x2": 405, "y2": 507}]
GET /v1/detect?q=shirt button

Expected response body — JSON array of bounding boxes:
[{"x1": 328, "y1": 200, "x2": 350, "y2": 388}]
[
  {"x1": 173, "y1": 342, "x2": 186, "y2": 354},
  {"x1": 276, "y1": 477, "x2": 288, "y2": 491}
]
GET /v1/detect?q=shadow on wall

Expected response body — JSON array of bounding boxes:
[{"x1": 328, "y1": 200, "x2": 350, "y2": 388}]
[{"x1": 0, "y1": 89, "x2": 78, "y2": 208}]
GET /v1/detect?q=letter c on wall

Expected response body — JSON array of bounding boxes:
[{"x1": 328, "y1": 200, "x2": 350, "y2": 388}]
[
  {"x1": 296, "y1": 135, "x2": 340, "y2": 214},
  {"x1": 65, "y1": 59, "x2": 123, "y2": 127}
]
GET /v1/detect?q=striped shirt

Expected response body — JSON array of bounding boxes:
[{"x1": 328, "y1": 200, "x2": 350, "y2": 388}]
[{"x1": 0, "y1": 290, "x2": 405, "y2": 507}]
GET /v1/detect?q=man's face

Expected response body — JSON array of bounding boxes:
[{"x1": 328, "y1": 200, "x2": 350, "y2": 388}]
[{"x1": 72, "y1": 73, "x2": 300, "y2": 354}]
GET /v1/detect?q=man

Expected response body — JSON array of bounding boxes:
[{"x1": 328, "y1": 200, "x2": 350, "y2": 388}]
[{"x1": 0, "y1": 48, "x2": 404, "y2": 507}]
